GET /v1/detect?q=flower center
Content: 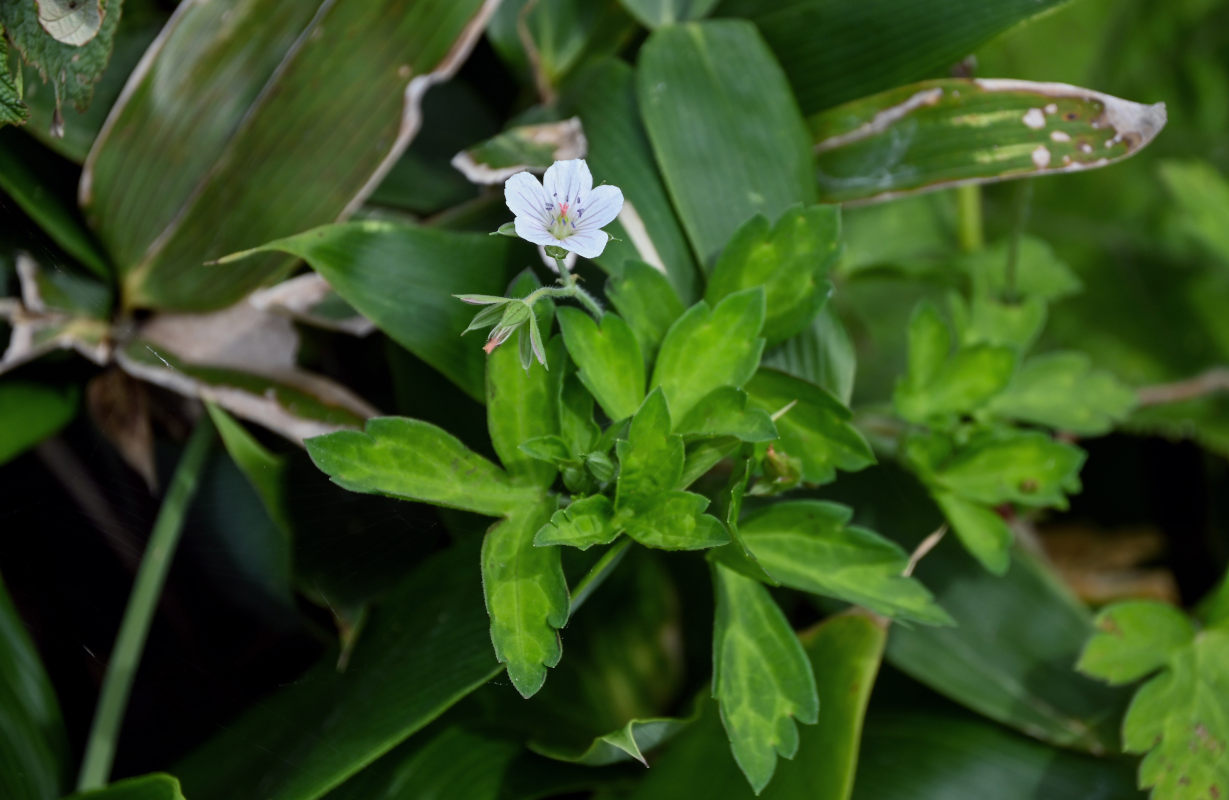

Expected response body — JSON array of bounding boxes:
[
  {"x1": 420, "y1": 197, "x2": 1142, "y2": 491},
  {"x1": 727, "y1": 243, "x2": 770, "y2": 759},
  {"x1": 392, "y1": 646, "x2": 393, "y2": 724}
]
[{"x1": 547, "y1": 194, "x2": 584, "y2": 240}]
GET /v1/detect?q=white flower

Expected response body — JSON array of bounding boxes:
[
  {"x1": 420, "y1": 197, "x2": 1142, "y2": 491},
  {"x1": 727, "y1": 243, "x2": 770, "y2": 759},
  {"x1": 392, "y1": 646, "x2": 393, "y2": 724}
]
[{"x1": 504, "y1": 159, "x2": 624, "y2": 259}]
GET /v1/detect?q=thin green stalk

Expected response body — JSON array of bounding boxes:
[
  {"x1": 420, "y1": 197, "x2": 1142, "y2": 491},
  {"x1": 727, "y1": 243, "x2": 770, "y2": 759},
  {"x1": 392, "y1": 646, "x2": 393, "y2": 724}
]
[
  {"x1": 76, "y1": 417, "x2": 215, "y2": 791},
  {"x1": 1004, "y1": 180, "x2": 1035, "y2": 302},
  {"x1": 955, "y1": 184, "x2": 984, "y2": 253},
  {"x1": 569, "y1": 538, "x2": 631, "y2": 616}
]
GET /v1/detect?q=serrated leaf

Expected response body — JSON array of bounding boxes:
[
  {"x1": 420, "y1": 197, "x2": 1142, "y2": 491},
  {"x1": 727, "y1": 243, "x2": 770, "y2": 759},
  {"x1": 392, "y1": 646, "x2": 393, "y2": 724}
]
[
  {"x1": 305, "y1": 417, "x2": 541, "y2": 517},
  {"x1": 562, "y1": 60, "x2": 700, "y2": 300},
  {"x1": 1, "y1": 0, "x2": 118, "y2": 113},
  {"x1": 615, "y1": 388, "x2": 684, "y2": 507},
  {"x1": 220, "y1": 222, "x2": 515, "y2": 401},
  {"x1": 677, "y1": 386, "x2": 778, "y2": 443},
  {"x1": 986, "y1": 351, "x2": 1138, "y2": 435},
  {"x1": 34, "y1": 0, "x2": 103, "y2": 46},
  {"x1": 957, "y1": 235, "x2": 1083, "y2": 302},
  {"x1": 735, "y1": 501, "x2": 952, "y2": 625},
  {"x1": 951, "y1": 293, "x2": 1047, "y2": 352},
  {"x1": 931, "y1": 491, "x2": 1012, "y2": 575},
  {"x1": 482, "y1": 502, "x2": 569, "y2": 698},
  {"x1": 84, "y1": 0, "x2": 496, "y2": 310},
  {"x1": 1078, "y1": 601, "x2": 1197, "y2": 686},
  {"x1": 533, "y1": 716, "x2": 694, "y2": 766},
  {"x1": 619, "y1": 490, "x2": 730, "y2": 551},
  {"x1": 66, "y1": 773, "x2": 186, "y2": 800},
  {"x1": 712, "y1": 562, "x2": 818, "y2": 793},
  {"x1": 1117, "y1": 626, "x2": 1229, "y2": 800},
  {"x1": 638, "y1": 20, "x2": 817, "y2": 266},
  {"x1": 810, "y1": 79, "x2": 1166, "y2": 204},
  {"x1": 0, "y1": 33, "x2": 28, "y2": 127},
  {"x1": 556, "y1": 308, "x2": 645, "y2": 421},
  {"x1": 933, "y1": 430, "x2": 1086, "y2": 509},
  {"x1": 705, "y1": 205, "x2": 840, "y2": 346},
  {"x1": 652, "y1": 289, "x2": 766, "y2": 421},
  {"x1": 894, "y1": 326, "x2": 1017, "y2": 424},
  {"x1": 535, "y1": 495, "x2": 617, "y2": 550},
  {"x1": 488, "y1": 330, "x2": 561, "y2": 488},
  {"x1": 605, "y1": 259, "x2": 686, "y2": 357},
  {"x1": 746, "y1": 369, "x2": 874, "y2": 485}
]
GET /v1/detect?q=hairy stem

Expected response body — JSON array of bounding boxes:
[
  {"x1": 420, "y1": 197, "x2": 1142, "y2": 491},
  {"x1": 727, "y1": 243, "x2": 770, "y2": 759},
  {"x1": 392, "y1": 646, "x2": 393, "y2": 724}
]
[{"x1": 76, "y1": 416, "x2": 215, "y2": 791}]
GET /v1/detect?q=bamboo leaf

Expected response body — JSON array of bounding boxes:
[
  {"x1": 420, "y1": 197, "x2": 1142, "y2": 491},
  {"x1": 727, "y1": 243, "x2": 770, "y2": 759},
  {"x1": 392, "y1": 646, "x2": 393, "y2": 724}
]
[
  {"x1": 66, "y1": 774, "x2": 186, "y2": 800},
  {"x1": 83, "y1": 0, "x2": 498, "y2": 310},
  {"x1": 811, "y1": 79, "x2": 1167, "y2": 204}
]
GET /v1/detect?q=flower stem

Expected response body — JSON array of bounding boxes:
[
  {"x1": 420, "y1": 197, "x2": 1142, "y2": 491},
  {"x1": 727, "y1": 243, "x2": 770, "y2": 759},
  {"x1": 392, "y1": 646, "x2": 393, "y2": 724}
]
[
  {"x1": 76, "y1": 416, "x2": 215, "y2": 791},
  {"x1": 523, "y1": 279, "x2": 604, "y2": 320},
  {"x1": 554, "y1": 256, "x2": 571, "y2": 281}
]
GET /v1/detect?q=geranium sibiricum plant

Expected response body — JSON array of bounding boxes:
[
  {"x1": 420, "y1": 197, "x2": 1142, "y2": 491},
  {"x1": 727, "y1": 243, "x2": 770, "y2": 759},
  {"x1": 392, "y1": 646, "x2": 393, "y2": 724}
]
[{"x1": 456, "y1": 158, "x2": 623, "y2": 369}]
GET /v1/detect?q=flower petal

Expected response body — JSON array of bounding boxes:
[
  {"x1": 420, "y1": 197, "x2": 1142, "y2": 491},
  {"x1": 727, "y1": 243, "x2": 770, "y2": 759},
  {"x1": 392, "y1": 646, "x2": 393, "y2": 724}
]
[
  {"x1": 576, "y1": 184, "x2": 623, "y2": 231},
  {"x1": 514, "y1": 215, "x2": 558, "y2": 248},
  {"x1": 505, "y1": 172, "x2": 550, "y2": 225},
  {"x1": 561, "y1": 228, "x2": 609, "y2": 259},
  {"x1": 543, "y1": 159, "x2": 593, "y2": 207}
]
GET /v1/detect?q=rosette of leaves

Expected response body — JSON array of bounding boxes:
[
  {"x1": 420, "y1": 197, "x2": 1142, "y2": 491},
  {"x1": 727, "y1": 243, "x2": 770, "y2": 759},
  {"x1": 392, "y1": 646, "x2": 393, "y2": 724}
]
[{"x1": 306, "y1": 211, "x2": 953, "y2": 792}]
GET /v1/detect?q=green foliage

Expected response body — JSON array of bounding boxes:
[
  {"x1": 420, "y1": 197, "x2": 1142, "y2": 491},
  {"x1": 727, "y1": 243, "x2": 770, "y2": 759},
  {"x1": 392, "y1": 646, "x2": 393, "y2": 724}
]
[
  {"x1": 1080, "y1": 603, "x2": 1229, "y2": 799},
  {"x1": 651, "y1": 289, "x2": 766, "y2": 421},
  {"x1": 637, "y1": 21, "x2": 817, "y2": 266},
  {"x1": 66, "y1": 774, "x2": 186, "y2": 800},
  {"x1": 557, "y1": 307, "x2": 645, "y2": 421},
  {"x1": 0, "y1": 31, "x2": 28, "y2": 127},
  {"x1": 705, "y1": 205, "x2": 841, "y2": 345},
  {"x1": 306, "y1": 417, "x2": 542, "y2": 517},
  {"x1": 0, "y1": 381, "x2": 77, "y2": 467},
  {"x1": 605, "y1": 260, "x2": 688, "y2": 354},
  {"x1": 711, "y1": 563, "x2": 819, "y2": 793},
  {"x1": 986, "y1": 351, "x2": 1138, "y2": 434},
  {"x1": 0, "y1": 0, "x2": 120, "y2": 114}
]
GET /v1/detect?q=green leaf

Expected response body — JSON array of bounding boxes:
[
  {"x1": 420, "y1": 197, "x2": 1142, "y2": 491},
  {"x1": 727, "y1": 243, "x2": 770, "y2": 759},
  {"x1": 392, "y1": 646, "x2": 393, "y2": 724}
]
[
  {"x1": 306, "y1": 417, "x2": 541, "y2": 517},
  {"x1": 615, "y1": 388, "x2": 684, "y2": 508},
  {"x1": 0, "y1": 32, "x2": 28, "y2": 128},
  {"x1": 321, "y1": 726, "x2": 519, "y2": 800},
  {"x1": 0, "y1": 133, "x2": 111, "y2": 279},
  {"x1": 534, "y1": 495, "x2": 618, "y2": 550},
  {"x1": 174, "y1": 539, "x2": 501, "y2": 800},
  {"x1": 488, "y1": 330, "x2": 561, "y2": 488},
  {"x1": 604, "y1": 260, "x2": 687, "y2": 358},
  {"x1": 619, "y1": 490, "x2": 729, "y2": 551},
  {"x1": 677, "y1": 387, "x2": 778, "y2": 443},
  {"x1": 651, "y1": 289, "x2": 766, "y2": 421},
  {"x1": 0, "y1": 380, "x2": 77, "y2": 467},
  {"x1": 0, "y1": 573, "x2": 68, "y2": 800},
  {"x1": 205, "y1": 404, "x2": 291, "y2": 535},
  {"x1": 561, "y1": 60, "x2": 700, "y2": 301},
  {"x1": 482, "y1": 502, "x2": 569, "y2": 698},
  {"x1": 679, "y1": 436, "x2": 742, "y2": 490},
  {"x1": 556, "y1": 308, "x2": 645, "y2": 421},
  {"x1": 1078, "y1": 601, "x2": 1197, "y2": 686},
  {"x1": 957, "y1": 235, "x2": 1082, "y2": 302},
  {"x1": 12, "y1": 251, "x2": 110, "y2": 318},
  {"x1": 932, "y1": 492, "x2": 1012, "y2": 575},
  {"x1": 761, "y1": 303, "x2": 857, "y2": 405},
  {"x1": 66, "y1": 774, "x2": 186, "y2": 800},
  {"x1": 950, "y1": 293, "x2": 1047, "y2": 353},
  {"x1": 558, "y1": 375, "x2": 600, "y2": 457},
  {"x1": 734, "y1": 501, "x2": 951, "y2": 625},
  {"x1": 810, "y1": 79, "x2": 1167, "y2": 204},
  {"x1": 986, "y1": 351, "x2": 1138, "y2": 435},
  {"x1": 637, "y1": 20, "x2": 817, "y2": 266},
  {"x1": 1119, "y1": 627, "x2": 1229, "y2": 800},
  {"x1": 721, "y1": 0, "x2": 1076, "y2": 114},
  {"x1": 619, "y1": 0, "x2": 720, "y2": 27},
  {"x1": 534, "y1": 716, "x2": 694, "y2": 766},
  {"x1": 1158, "y1": 159, "x2": 1229, "y2": 266},
  {"x1": 452, "y1": 118, "x2": 586, "y2": 184},
  {"x1": 83, "y1": 0, "x2": 496, "y2": 310},
  {"x1": 711, "y1": 563, "x2": 818, "y2": 793},
  {"x1": 705, "y1": 205, "x2": 840, "y2": 346},
  {"x1": 932, "y1": 430, "x2": 1085, "y2": 509},
  {"x1": 221, "y1": 222, "x2": 513, "y2": 400},
  {"x1": 886, "y1": 536, "x2": 1128, "y2": 752},
  {"x1": 487, "y1": 0, "x2": 635, "y2": 90},
  {"x1": 0, "y1": 0, "x2": 119, "y2": 113},
  {"x1": 519, "y1": 435, "x2": 574, "y2": 466},
  {"x1": 854, "y1": 709, "x2": 1142, "y2": 800},
  {"x1": 745, "y1": 369, "x2": 874, "y2": 485},
  {"x1": 894, "y1": 309, "x2": 1017, "y2": 423}
]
